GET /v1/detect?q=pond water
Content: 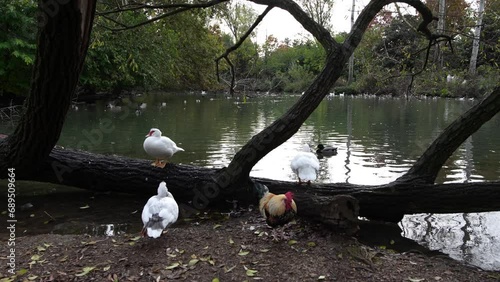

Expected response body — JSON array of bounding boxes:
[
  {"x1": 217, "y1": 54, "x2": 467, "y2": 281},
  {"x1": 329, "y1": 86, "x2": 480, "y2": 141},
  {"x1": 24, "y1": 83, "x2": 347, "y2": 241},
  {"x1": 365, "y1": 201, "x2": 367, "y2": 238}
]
[{"x1": 1, "y1": 92, "x2": 499, "y2": 270}]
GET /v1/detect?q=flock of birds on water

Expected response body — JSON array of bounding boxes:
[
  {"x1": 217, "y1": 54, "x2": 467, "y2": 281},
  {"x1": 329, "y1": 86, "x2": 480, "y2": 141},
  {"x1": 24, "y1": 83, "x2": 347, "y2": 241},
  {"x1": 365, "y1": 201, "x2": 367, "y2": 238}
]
[{"x1": 141, "y1": 127, "x2": 338, "y2": 239}]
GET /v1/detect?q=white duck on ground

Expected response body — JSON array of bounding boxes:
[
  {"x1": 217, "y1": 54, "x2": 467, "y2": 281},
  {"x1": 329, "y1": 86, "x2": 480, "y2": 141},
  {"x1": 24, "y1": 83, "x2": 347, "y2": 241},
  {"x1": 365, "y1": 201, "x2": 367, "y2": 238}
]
[
  {"x1": 141, "y1": 181, "x2": 179, "y2": 238},
  {"x1": 290, "y1": 144, "x2": 320, "y2": 184},
  {"x1": 143, "y1": 128, "x2": 184, "y2": 168}
]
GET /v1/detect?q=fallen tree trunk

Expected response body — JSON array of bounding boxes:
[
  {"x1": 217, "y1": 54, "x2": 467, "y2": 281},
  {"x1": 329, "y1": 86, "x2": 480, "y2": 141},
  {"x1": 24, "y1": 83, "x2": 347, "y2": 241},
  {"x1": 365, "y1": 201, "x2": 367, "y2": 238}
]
[
  {"x1": 256, "y1": 178, "x2": 500, "y2": 222},
  {"x1": 21, "y1": 146, "x2": 500, "y2": 223}
]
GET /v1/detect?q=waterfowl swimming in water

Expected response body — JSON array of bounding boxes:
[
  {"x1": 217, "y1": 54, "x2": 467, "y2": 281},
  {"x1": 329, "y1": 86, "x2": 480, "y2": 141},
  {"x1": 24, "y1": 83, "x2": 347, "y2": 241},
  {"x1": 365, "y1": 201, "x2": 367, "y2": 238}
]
[{"x1": 316, "y1": 144, "x2": 338, "y2": 156}]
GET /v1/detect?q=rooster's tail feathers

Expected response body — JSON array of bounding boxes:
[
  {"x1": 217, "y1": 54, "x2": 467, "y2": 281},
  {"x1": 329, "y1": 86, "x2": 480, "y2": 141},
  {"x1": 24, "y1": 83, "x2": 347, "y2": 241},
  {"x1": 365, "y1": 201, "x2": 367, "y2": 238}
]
[{"x1": 254, "y1": 181, "x2": 270, "y2": 199}]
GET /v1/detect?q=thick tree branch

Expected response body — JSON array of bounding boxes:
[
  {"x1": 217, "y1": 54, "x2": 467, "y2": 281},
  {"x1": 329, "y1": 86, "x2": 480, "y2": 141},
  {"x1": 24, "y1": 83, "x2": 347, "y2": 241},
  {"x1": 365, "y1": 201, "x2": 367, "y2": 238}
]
[
  {"x1": 210, "y1": 0, "x2": 355, "y2": 188},
  {"x1": 211, "y1": 0, "x2": 441, "y2": 190},
  {"x1": 345, "y1": 0, "x2": 454, "y2": 96},
  {"x1": 345, "y1": 0, "x2": 436, "y2": 55},
  {"x1": 249, "y1": 0, "x2": 340, "y2": 52},
  {"x1": 212, "y1": 47, "x2": 349, "y2": 189},
  {"x1": 397, "y1": 85, "x2": 500, "y2": 184}
]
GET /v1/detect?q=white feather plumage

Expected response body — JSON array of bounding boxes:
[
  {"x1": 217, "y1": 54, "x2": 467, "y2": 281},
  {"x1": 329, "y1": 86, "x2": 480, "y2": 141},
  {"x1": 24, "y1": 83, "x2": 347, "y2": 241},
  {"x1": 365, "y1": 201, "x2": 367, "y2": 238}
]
[
  {"x1": 141, "y1": 181, "x2": 179, "y2": 238},
  {"x1": 290, "y1": 145, "x2": 320, "y2": 182},
  {"x1": 143, "y1": 128, "x2": 184, "y2": 165}
]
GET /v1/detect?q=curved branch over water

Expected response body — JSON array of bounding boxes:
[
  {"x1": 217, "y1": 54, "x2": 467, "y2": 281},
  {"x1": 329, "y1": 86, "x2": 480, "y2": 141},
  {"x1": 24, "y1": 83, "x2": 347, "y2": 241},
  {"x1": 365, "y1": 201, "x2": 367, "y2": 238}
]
[
  {"x1": 213, "y1": 0, "x2": 441, "y2": 189},
  {"x1": 397, "y1": 86, "x2": 500, "y2": 184}
]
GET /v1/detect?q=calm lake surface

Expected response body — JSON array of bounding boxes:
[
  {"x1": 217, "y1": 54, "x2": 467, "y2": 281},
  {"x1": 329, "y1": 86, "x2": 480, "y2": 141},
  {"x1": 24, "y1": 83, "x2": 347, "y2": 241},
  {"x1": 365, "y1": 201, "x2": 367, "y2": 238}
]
[{"x1": 1, "y1": 92, "x2": 499, "y2": 270}]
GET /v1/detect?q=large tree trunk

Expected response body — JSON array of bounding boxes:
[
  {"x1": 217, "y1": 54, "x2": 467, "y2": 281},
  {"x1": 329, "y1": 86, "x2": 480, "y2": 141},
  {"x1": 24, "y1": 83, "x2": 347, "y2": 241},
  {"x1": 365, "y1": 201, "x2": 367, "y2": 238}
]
[
  {"x1": 397, "y1": 85, "x2": 500, "y2": 183},
  {"x1": 214, "y1": 0, "x2": 438, "y2": 189},
  {"x1": 16, "y1": 145, "x2": 500, "y2": 223},
  {"x1": 0, "y1": 0, "x2": 96, "y2": 176}
]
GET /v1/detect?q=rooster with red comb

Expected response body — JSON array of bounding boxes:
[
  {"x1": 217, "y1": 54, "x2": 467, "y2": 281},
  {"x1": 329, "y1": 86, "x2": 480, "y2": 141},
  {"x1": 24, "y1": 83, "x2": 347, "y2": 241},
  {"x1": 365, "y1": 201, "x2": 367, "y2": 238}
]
[{"x1": 255, "y1": 182, "x2": 297, "y2": 239}]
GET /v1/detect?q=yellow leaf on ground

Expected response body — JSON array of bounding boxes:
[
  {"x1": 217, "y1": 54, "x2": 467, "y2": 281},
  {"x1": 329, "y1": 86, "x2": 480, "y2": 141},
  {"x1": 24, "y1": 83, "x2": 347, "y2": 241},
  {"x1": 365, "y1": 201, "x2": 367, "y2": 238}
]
[
  {"x1": 188, "y1": 259, "x2": 199, "y2": 266},
  {"x1": 246, "y1": 269, "x2": 258, "y2": 277},
  {"x1": 165, "y1": 262, "x2": 180, "y2": 270},
  {"x1": 129, "y1": 236, "x2": 141, "y2": 241},
  {"x1": 30, "y1": 255, "x2": 41, "y2": 261},
  {"x1": 75, "y1": 266, "x2": 95, "y2": 277},
  {"x1": 16, "y1": 268, "x2": 28, "y2": 276},
  {"x1": 408, "y1": 278, "x2": 425, "y2": 282}
]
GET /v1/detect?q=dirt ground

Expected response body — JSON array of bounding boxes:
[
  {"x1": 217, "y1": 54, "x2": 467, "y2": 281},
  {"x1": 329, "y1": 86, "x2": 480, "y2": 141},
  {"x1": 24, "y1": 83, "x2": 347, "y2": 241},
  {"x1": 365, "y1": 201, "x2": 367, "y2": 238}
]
[{"x1": 1, "y1": 209, "x2": 499, "y2": 282}]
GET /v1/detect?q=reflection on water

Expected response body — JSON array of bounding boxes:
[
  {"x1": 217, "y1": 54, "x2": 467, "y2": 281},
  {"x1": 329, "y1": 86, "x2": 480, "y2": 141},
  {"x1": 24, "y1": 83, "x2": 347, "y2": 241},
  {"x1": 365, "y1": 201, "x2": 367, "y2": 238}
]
[
  {"x1": 1, "y1": 93, "x2": 499, "y2": 270},
  {"x1": 402, "y1": 213, "x2": 500, "y2": 271},
  {"x1": 0, "y1": 185, "x2": 147, "y2": 237}
]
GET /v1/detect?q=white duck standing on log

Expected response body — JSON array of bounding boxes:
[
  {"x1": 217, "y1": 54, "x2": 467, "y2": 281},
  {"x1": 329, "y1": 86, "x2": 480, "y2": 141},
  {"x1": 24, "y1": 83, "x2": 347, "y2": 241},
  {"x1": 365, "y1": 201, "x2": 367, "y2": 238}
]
[
  {"x1": 143, "y1": 128, "x2": 184, "y2": 168},
  {"x1": 141, "y1": 181, "x2": 179, "y2": 238},
  {"x1": 290, "y1": 144, "x2": 320, "y2": 184}
]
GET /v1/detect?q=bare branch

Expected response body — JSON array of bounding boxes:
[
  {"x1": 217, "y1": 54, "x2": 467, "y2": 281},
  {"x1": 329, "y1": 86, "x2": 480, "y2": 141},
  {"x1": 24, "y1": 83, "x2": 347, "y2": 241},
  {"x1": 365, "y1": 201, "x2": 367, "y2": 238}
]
[
  {"x1": 100, "y1": 14, "x2": 129, "y2": 29},
  {"x1": 98, "y1": 1, "x2": 229, "y2": 16},
  {"x1": 99, "y1": 0, "x2": 230, "y2": 31},
  {"x1": 215, "y1": 6, "x2": 273, "y2": 95},
  {"x1": 345, "y1": 0, "x2": 456, "y2": 96}
]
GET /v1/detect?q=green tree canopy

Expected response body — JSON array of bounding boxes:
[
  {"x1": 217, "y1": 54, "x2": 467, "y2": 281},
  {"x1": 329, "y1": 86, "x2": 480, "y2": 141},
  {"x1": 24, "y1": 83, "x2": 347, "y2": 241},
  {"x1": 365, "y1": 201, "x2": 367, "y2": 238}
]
[
  {"x1": 81, "y1": 2, "x2": 225, "y2": 92},
  {"x1": 0, "y1": 0, "x2": 37, "y2": 98}
]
